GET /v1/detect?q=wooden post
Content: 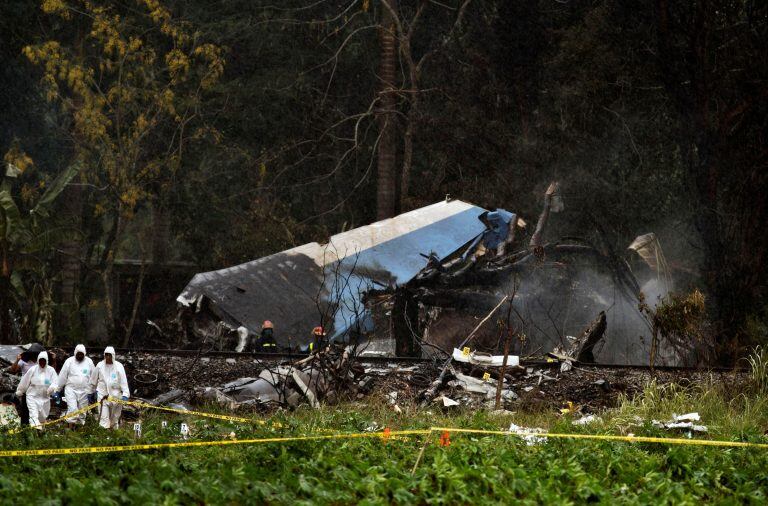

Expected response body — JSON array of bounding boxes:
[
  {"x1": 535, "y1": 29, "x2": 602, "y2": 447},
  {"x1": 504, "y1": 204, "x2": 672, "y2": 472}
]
[{"x1": 494, "y1": 327, "x2": 513, "y2": 410}]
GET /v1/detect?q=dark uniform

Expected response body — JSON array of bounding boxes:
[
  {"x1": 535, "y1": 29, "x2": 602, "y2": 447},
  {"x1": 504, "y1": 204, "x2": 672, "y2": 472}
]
[{"x1": 252, "y1": 328, "x2": 277, "y2": 351}]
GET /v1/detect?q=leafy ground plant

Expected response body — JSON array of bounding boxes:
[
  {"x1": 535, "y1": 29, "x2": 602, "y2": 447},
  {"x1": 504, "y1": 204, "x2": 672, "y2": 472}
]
[{"x1": 1, "y1": 386, "x2": 768, "y2": 504}]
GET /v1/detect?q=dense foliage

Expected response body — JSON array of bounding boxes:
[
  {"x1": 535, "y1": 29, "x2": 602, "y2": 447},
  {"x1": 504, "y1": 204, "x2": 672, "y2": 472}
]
[
  {"x1": 2, "y1": 380, "x2": 768, "y2": 504},
  {"x1": 1, "y1": 1, "x2": 766, "y2": 356}
]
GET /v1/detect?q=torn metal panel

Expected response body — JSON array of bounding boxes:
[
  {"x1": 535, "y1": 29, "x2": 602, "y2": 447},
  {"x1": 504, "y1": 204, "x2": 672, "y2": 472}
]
[
  {"x1": 451, "y1": 348, "x2": 520, "y2": 367},
  {"x1": 292, "y1": 369, "x2": 319, "y2": 408},
  {"x1": 223, "y1": 376, "x2": 282, "y2": 403},
  {"x1": 178, "y1": 200, "x2": 513, "y2": 348},
  {"x1": 628, "y1": 232, "x2": 671, "y2": 292},
  {"x1": 628, "y1": 233, "x2": 664, "y2": 272}
]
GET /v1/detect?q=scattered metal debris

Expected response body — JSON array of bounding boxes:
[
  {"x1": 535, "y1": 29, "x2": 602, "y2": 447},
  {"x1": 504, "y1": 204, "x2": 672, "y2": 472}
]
[
  {"x1": 439, "y1": 396, "x2": 460, "y2": 407},
  {"x1": 572, "y1": 414, "x2": 602, "y2": 425},
  {"x1": 508, "y1": 422, "x2": 548, "y2": 445},
  {"x1": 652, "y1": 412, "x2": 708, "y2": 433},
  {"x1": 451, "y1": 348, "x2": 519, "y2": 367}
]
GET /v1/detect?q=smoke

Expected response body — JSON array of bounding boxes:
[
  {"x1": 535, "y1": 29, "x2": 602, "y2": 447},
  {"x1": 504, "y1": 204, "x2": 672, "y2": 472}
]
[{"x1": 507, "y1": 259, "x2": 675, "y2": 365}]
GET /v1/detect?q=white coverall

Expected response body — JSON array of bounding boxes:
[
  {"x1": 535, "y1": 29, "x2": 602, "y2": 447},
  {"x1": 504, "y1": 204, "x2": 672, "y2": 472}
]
[
  {"x1": 58, "y1": 344, "x2": 95, "y2": 425},
  {"x1": 15, "y1": 351, "x2": 58, "y2": 429},
  {"x1": 90, "y1": 347, "x2": 130, "y2": 429}
]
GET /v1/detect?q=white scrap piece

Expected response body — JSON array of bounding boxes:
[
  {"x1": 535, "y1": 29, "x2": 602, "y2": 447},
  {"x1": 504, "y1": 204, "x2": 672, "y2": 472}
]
[
  {"x1": 572, "y1": 414, "x2": 602, "y2": 426},
  {"x1": 652, "y1": 416, "x2": 708, "y2": 433},
  {"x1": 448, "y1": 373, "x2": 517, "y2": 400},
  {"x1": 359, "y1": 350, "x2": 389, "y2": 357},
  {"x1": 452, "y1": 348, "x2": 519, "y2": 367},
  {"x1": 234, "y1": 326, "x2": 249, "y2": 353},
  {"x1": 441, "y1": 396, "x2": 460, "y2": 407},
  {"x1": 291, "y1": 369, "x2": 319, "y2": 408},
  {"x1": 673, "y1": 412, "x2": 701, "y2": 422},
  {"x1": 508, "y1": 422, "x2": 548, "y2": 446},
  {"x1": 451, "y1": 373, "x2": 495, "y2": 395},
  {"x1": 529, "y1": 370, "x2": 557, "y2": 385},
  {"x1": 363, "y1": 367, "x2": 390, "y2": 375}
]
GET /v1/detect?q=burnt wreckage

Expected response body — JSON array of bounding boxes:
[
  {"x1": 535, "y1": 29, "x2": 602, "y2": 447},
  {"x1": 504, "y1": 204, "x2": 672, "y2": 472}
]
[{"x1": 177, "y1": 185, "x2": 660, "y2": 365}]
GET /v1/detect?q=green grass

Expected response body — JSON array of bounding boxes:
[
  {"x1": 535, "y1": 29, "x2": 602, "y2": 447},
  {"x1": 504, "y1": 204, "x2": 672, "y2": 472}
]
[{"x1": 2, "y1": 383, "x2": 768, "y2": 505}]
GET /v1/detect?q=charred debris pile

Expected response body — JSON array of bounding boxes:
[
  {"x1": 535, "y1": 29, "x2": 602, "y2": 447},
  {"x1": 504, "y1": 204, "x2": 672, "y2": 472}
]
[{"x1": 98, "y1": 182, "x2": 720, "y2": 414}]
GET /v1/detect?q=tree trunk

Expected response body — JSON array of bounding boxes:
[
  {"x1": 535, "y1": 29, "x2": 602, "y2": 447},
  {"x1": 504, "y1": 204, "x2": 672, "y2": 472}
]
[
  {"x1": 0, "y1": 244, "x2": 11, "y2": 341},
  {"x1": 122, "y1": 261, "x2": 146, "y2": 348},
  {"x1": 400, "y1": 104, "x2": 415, "y2": 209},
  {"x1": 58, "y1": 182, "x2": 83, "y2": 337},
  {"x1": 376, "y1": 0, "x2": 398, "y2": 220},
  {"x1": 151, "y1": 202, "x2": 170, "y2": 264},
  {"x1": 101, "y1": 210, "x2": 125, "y2": 342}
]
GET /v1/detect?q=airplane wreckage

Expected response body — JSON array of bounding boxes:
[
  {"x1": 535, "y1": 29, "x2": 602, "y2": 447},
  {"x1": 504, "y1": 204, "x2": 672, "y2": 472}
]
[
  {"x1": 173, "y1": 183, "x2": 675, "y2": 368},
  {"x1": 0, "y1": 183, "x2": 701, "y2": 415}
]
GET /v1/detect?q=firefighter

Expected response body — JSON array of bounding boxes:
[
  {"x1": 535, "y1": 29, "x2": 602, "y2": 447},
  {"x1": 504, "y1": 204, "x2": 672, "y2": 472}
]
[
  {"x1": 309, "y1": 326, "x2": 327, "y2": 353},
  {"x1": 252, "y1": 320, "x2": 277, "y2": 351}
]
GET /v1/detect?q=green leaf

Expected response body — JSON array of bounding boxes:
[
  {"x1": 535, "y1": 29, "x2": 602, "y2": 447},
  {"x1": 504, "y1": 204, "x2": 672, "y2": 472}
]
[
  {"x1": 9, "y1": 271, "x2": 26, "y2": 298},
  {"x1": 31, "y1": 162, "x2": 81, "y2": 219},
  {"x1": 0, "y1": 189, "x2": 22, "y2": 242}
]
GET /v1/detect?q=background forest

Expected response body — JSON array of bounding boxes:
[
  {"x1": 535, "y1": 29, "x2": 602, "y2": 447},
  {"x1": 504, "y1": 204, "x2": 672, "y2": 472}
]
[{"x1": 0, "y1": 0, "x2": 766, "y2": 363}]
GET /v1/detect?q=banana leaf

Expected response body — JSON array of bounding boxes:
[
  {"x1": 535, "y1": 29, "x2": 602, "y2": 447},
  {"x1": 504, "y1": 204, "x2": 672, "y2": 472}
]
[
  {"x1": 32, "y1": 162, "x2": 81, "y2": 219},
  {"x1": 0, "y1": 190, "x2": 22, "y2": 243}
]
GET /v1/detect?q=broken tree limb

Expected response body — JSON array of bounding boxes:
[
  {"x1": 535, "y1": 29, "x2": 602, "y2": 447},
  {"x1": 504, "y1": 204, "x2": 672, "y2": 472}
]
[
  {"x1": 529, "y1": 182, "x2": 560, "y2": 251},
  {"x1": 421, "y1": 294, "x2": 509, "y2": 405},
  {"x1": 575, "y1": 311, "x2": 607, "y2": 362},
  {"x1": 458, "y1": 295, "x2": 510, "y2": 350},
  {"x1": 549, "y1": 311, "x2": 607, "y2": 366}
]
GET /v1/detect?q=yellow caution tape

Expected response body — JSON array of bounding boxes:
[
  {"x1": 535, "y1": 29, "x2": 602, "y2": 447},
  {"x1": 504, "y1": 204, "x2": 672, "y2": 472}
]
[
  {"x1": 0, "y1": 429, "x2": 430, "y2": 458},
  {"x1": 113, "y1": 398, "x2": 283, "y2": 428},
  {"x1": 3, "y1": 424, "x2": 768, "y2": 458},
  {"x1": 113, "y1": 398, "x2": 257, "y2": 424},
  {"x1": 5, "y1": 402, "x2": 101, "y2": 434},
  {"x1": 431, "y1": 427, "x2": 768, "y2": 449},
  {"x1": 4, "y1": 397, "x2": 278, "y2": 434}
]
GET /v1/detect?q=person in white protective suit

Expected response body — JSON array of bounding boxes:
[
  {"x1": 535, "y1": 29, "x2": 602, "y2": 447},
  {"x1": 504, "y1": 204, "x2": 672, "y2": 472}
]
[
  {"x1": 15, "y1": 351, "x2": 58, "y2": 429},
  {"x1": 57, "y1": 344, "x2": 96, "y2": 426},
  {"x1": 89, "y1": 346, "x2": 130, "y2": 429}
]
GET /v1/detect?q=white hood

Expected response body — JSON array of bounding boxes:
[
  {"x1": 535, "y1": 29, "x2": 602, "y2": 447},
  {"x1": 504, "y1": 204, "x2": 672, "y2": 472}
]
[
  {"x1": 37, "y1": 351, "x2": 49, "y2": 367},
  {"x1": 104, "y1": 346, "x2": 115, "y2": 357},
  {"x1": 75, "y1": 344, "x2": 86, "y2": 355}
]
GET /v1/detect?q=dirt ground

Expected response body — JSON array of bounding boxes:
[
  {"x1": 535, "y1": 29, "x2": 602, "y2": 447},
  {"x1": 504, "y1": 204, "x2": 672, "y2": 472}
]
[
  {"x1": 114, "y1": 351, "x2": 747, "y2": 413},
  {"x1": 506, "y1": 364, "x2": 746, "y2": 413}
]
